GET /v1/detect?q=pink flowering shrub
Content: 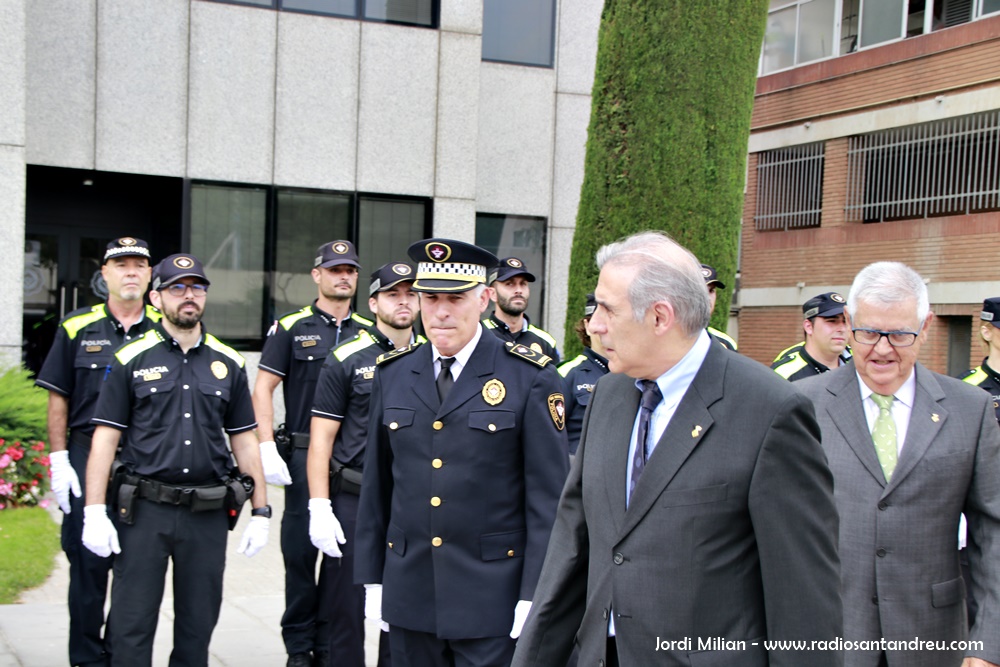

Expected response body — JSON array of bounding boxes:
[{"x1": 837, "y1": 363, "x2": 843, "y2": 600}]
[{"x1": 0, "y1": 439, "x2": 51, "y2": 509}]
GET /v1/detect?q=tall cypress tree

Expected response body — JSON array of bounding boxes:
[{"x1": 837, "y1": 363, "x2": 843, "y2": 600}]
[{"x1": 564, "y1": 0, "x2": 768, "y2": 356}]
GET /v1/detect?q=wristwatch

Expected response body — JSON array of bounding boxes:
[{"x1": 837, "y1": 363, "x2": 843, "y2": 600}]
[{"x1": 251, "y1": 505, "x2": 272, "y2": 519}]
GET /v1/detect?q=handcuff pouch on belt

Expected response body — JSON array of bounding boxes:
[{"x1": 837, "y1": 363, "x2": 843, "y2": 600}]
[
  {"x1": 330, "y1": 459, "x2": 363, "y2": 496},
  {"x1": 225, "y1": 469, "x2": 255, "y2": 531},
  {"x1": 274, "y1": 423, "x2": 292, "y2": 463},
  {"x1": 110, "y1": 461, "x2": 242, "y2": 527}
]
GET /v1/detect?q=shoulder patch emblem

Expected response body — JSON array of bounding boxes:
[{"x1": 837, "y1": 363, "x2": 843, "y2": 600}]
[
  {"x1": 377, "y1": 343, "x2": 419, "y2": 366},
  {"x1": 506, "y1": 342, "x2": 551, "y2": 368},
  {"x1": 548, "y1": 393, "x2": 566, "y2": 431},
  {"x1": 530, "y1": 342, "x2": 543, "y2": 354},
  {"x1": 482, "y1": 379, "x2": 506, "y2": 406},
  {"x1": 211, "y1": 360, "x2": 228, "y2": 380}
]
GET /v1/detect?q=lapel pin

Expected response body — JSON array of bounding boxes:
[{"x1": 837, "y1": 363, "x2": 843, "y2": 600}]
[
  {"x1": 931, "y1": 413, "x2": 940, "y2": 423},
  {"x1": 691, "y1": 425, "x2": 702, "y2": 438}
]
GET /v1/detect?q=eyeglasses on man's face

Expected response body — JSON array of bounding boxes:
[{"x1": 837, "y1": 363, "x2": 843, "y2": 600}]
[
  {"x1": 851, "y1": 328, "x2": 919, "y2": 348},
  {"x1": 161, "y1": 283, "x2": 209, "y2": 298}
]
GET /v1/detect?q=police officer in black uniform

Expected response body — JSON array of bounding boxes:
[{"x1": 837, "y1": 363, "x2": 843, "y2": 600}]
[
  {"x1": 252, "y1": 240, "x2": 374, "y2": 667},
  {"x1": 307, "y1": 261, "x2": 425, "y2": 667},
  {"x1": 557, "y1": 293, "x2": 609, "y2": 457},
  {"x1": 355, "y1": 239, "x2": 569, "y2": 667},
  {"x1": 482, "y1": 257, "x2": 560, "y2": 363},
  {"x1": 35, "y1": 236, "x2": 159, "y2": 667},
  {"x1": 700, "y1": 264, "x2": 738, "y2": 351},
  {"x1": 81, "y1": 253, "x2": 269, "y2": 667},
  {"x1": 960, "y1": 296, "x2": 1000, "y2": 424},
  {"x1": 771, "y1": 292, "x2": 852, "y2": 382}
]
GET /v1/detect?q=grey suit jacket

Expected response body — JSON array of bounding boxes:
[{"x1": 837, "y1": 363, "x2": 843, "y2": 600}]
[
  {"x1": 512, "y1": 342, "x2": 843, "y2": 667},
  {"x1": 796, "y1": 363, "x2": 1000, "y2": 667}
]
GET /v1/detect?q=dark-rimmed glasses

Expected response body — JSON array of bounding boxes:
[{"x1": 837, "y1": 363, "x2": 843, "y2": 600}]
[
  {"x1": 851, "y1": 328, "x2": 919, "y2": 348},
  {"x1": 161, "y1": 284, "x2": 209, "y2": 298}
]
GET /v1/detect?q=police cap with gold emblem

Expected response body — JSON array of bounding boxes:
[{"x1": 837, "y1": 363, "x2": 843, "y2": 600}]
[
  {"x1": 152, "y1": 254, "x2": 211, "y2": 290},
  {"x1": 700, "y1": 264, "x2": 725, "y2": 290},
  {"x1": 981, "y1": 297, "x2": 1000, "y2": 328},
  {"x1": 104, "y1": 237, "x2": 151, "y2": 263},
  {"x1": 315, "y1": 240, "x2": 361, "y2": 269},
  {"x1": 802, "y1": 292, "x2": 846, "y2": 319},
  {"x1": 584, "y1": 293, "x2": 597, "y2": 317},
  {"x1": 370, "y1": 261, "x2": 416, "y2": 296},
  {"x1": 492, "y1": 257, "x2": 536, "y2": 284},
  {"x1": 407, "y1": 239, "x2": 499, "y2": 293}
]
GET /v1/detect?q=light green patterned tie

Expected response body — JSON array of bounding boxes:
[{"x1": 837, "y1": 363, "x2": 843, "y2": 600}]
[{"x1": 871, "y1": 393, "x2": 898, "y2": 482}]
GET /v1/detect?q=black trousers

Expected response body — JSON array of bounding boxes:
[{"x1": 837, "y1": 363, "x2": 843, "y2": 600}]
[
  {"x1": 108, "y1": 499, "x2": 228, "y2": 666},
  {"x1": 66, "y1": 434, "x2": 113, "y2": 666},
  {"x1": 322, "y1": 490, "x2": 391, "y2": 666},
  {"x1": 388, "y1": 626, "x2": 514, "y2": 667},
  {"x1": 281, "y1": 446, "x2": 330, "y2": 655}
]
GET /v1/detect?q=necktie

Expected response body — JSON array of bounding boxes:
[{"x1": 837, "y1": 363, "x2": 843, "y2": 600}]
[
  {"x1": 871, "y1": 393, "x2": 898, "y2": 482},
  {"x1": 437, "y1": 357, "x2": 456, "y2": 403},
  {"x1": 629, "y1": 380, "x2": 663, "y2": 499}
]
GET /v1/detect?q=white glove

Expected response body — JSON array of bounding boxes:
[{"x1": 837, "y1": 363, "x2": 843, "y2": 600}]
[
  {"x1": 258, "y1": 441, "x2": 292, "y2": 486},
  {"x1": 82, "y1": 505, "x2": 121, "y2": 558},
  {"x1": 237, "y1": 515, "x2": 270, "y2": 558},
  {"x1": 49, "y1": 450, "x2": 82, "y2": 515},
  {"x1": 510, "y1": 599, "x2": 532, "y2": 639},
  {"x1": 365, "y1": 583, "x2": 390, "y2": 633},
  {"x1": 308, "y1": 498, "x2": 346, "y2": 558}
]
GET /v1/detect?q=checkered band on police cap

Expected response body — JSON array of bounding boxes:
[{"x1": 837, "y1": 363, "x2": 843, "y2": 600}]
[{"x1": 104, "y1": 237, "x2": 151, "y2": 263}]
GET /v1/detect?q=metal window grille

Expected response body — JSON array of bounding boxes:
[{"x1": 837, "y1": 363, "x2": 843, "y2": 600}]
[
  {"x1": 846, "y1": 110, "x2": 1000, "y2": 223},
  {"x1": 754, "y1": 142, "x2": 825, "y2": 231}
]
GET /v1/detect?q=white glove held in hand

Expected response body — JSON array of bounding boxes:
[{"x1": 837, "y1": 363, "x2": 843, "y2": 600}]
[
  {"x1": 510, "y1": 599, "x2": 532, "y2": 639},
  {"x1": 308, "y1": 498, "x2": 346, "y2": 558},
  {"x1": 258, "y1": 441, "x2": 292, "y2": 486},
  {"x1": 82, "y1": 505, "x2": 120, "y2": 558},
  {"x1": 365, "y1": 583, "x2": 390, "y2": 632},
  {"x1": 49, "y1": 450, "x2": 82, "y2": 515},
  {"x1": 237, "y1": 516, "x2": 270, "y2": 558}
]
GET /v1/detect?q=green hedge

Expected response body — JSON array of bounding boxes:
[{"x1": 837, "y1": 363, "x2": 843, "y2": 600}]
[{"x1": 564, "y1": 0, "x2": 768, "y2": 357}]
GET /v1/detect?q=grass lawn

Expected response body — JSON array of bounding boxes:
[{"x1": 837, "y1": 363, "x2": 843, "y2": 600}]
[{"x1": 0, "y1": 506, "x2": 60, "y2": 604}]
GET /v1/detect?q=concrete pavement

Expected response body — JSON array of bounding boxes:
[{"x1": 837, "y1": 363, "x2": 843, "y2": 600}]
[{"x1": 0, "y1": 486, "x2": 381, "y2": 666}]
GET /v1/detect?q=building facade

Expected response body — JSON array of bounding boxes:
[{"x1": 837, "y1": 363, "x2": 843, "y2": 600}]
[
  {"x1": 1, "y1": 0, "x2": 604, "y2": 370},
  {"x1": 739, "y1": 2, "x2": 1000, "y2": 376}
]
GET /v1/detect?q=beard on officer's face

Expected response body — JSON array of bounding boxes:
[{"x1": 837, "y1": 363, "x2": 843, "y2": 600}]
[{"x1": 164, "y1": 301, "x2": 203, "y2": 330}]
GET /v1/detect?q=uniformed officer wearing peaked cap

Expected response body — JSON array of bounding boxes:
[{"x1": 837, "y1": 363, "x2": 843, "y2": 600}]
[
  {"x1": 771, "y1": 291, "x2": 852, "y2": 382},
  {"x1": 960, "y1": 297, "x2": 1000, "y2": 424},
  {"x1": 558, "y1": 293, "x2": 610, "y2": 456},
  {"x1": 253, "y1": 240, "x2": 374, "y2": 667},
  {"x1": 355, "y1": 239, "x2": 569, "y2": 667},
  {"x1": 483, "y1": 257, "x2": 561, "y2": 364},
  {"x1": 35, "y1": 236, "x2": 159, "y2": 667},
  {"x1": 700, "y1": 263, "x2": 738, "y2": 351},
  {"x1": 81, "y1": 253, "x2": 270, "y2": 666},
  {"x1": 308, "y1": 261, "x2": 424, "y2": 667}
]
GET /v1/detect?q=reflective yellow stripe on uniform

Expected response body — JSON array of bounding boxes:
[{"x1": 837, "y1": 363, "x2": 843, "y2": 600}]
[
  {"x1": 351, "y1": 312, "x2": 374, "y2": 328},
  {"x1": 527, "y1": 324, "x2": 558, "y2": 348},
  {"x1": 115, "y1": 330, "x2": 165, "y2": 364},
  {"x1": 558, "y1": 354, "x2": 587, "y2": 378},
  {"x1": 773, "y1": 353, "x2": 808, "y2": 380},
  {"x1": 482, "y1": 319, "x2": 498, "y2": 330},
  {"x1": 279, "y1": 307, "x2": 312, "y2": 331},
  {"x1": 962, "y1": 367, "x2": 988, "y2": 386},
  {"x1": 144, "y1": 304, "x2": 163, "y2": 323},
  {"x1": 204, "y1": 334, "x2": 246, "y2": 368},
  {"x1": 773, "y1": 342, "x2": 804, "y2": 363},
  {"x1": 334, "y1": 331, "x2": 376, "y2": 362},
  {"x1": 62, "y1": 305, "x2": 108, "y2": 340}
]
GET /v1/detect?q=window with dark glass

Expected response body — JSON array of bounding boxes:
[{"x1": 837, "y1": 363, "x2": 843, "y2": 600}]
[
  {"x1": 482, "y1": 0, "x2": 556, "y2": 67},
  {"x1": 201, "y1": 0, "x2": 438, "y2": 27},
  {"x1": 754, "y1": 142, "x2": 825, "y2": 231},
  {"x1": 357, "y1": 196, "x2": 429, "y2": 278},
  {"x1": 475, "y1": 213, "x2": 548, "y2": 326},
  {"x1": 281, "y1": 0, "x2": 357, "y2": 18}
]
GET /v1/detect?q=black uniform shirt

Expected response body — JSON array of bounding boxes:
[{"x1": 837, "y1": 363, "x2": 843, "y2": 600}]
[
  {"x1": 483, "y1": 312, "x2": 560, "y2": 364},
  {"x1": 771, "y1": 342, "x2": 853, "y2": 382},
  {"x1": 91, "y1": 323, "x2": 257, "y2": 485},
  {"x1": 35, "y1": 303, "x2": 162, "y2": 436},
  {"x1": 557, "y1": 348, "x2": 609, "y2": 455},
  {"x1": 961, "y1": 358, "x2": 1000, "y2": 424},
  {"x1": 312, "y1": 328, "x2": 426, "y2": 468},
  {"x1": 258, "y1": 302, "x2": 373, "y2": 433}
]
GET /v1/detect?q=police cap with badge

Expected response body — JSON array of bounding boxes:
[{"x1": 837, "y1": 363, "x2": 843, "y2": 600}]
[
  {"x1": 491, "y1": 257, "x2": 537, "y2": 284},
  {"x1": 152, "y1": 254, "x2": 211, "y2": 290},
  {"x1": 316, "y1": 240, "x2": 361, "y2": 269},
  {"x1": 802, "y1": 292, "x2": 846, "y2": 319},
  {"x1": 981, "y1": 297, "x2": 1000, "y2": 328},
  {"x1": 407, "y1": 238, "x2": 499, "y2": 293},
  {"x1": 584, "y1": 293, "x2": 597, "y2": 318},
  {"x1": 370, "y1": 261, "x2": 416, "y2": 296},
  {"x1": 104, "y1": 237, "x2": 151, "y2": 263},
  {"x1": 700, "y1": 264, "x2": 725, "y2": 290}
]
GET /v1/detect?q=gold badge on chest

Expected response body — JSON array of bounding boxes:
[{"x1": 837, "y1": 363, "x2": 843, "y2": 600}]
[
  {"x1": 211, "y1": 360, "x2": 228, "y2": 380},
  {"x1": 482, "y1": 379, "x2": 506, "y2": 406}
]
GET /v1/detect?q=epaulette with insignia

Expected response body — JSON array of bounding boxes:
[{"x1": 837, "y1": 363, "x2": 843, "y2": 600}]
[
  {"x1": 506, "y1": 341, "x2": 551, "y2": 368},
  {"x1": 377, "y1": 344, "x2": 419, "y2": 366}
]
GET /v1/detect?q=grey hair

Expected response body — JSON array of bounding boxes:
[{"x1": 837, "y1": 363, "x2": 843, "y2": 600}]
[
  {"x1": 595, "y1": 231, "x2": 711, "y2": 337},
  {"x1": 847, "y1": 262, "x2": 930, "y2": 323}
]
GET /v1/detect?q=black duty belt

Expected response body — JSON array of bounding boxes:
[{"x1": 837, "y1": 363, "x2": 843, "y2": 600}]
[
  {"x1": 132, "y1": 476, "x2": 228, "y2": 511},
  {"x1": 291, "y1": 432, "x2": 311, "y2": 448}
]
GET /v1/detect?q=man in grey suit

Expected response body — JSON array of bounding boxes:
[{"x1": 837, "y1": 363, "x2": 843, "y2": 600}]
[
  {"x1": 512, "y1": 231, "x2": 842, "y2": 667},
  {"x1": 796, "y1": 261, "x2": 1000, "y2": 667}
]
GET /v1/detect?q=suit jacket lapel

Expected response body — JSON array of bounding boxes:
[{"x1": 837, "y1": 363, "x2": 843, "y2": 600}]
[
  {"x1": 618, "y1": 344, "x2": 724, "y2": 541},
  {"x1": 437, "y1": 330, "x2": 497, "y2": 418},
  {"x1": 599, "y1": 375, "x2": 639, "y2": 536},
  {"x1": 886, "y1": 364, "x2": 946, "y2": 492},
  {"x1": 825, "y1": 369, "x2": 887, "y2": 487},
  {"x1": 409, "y1": 344, "x2": 439, "y2": 412}
]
